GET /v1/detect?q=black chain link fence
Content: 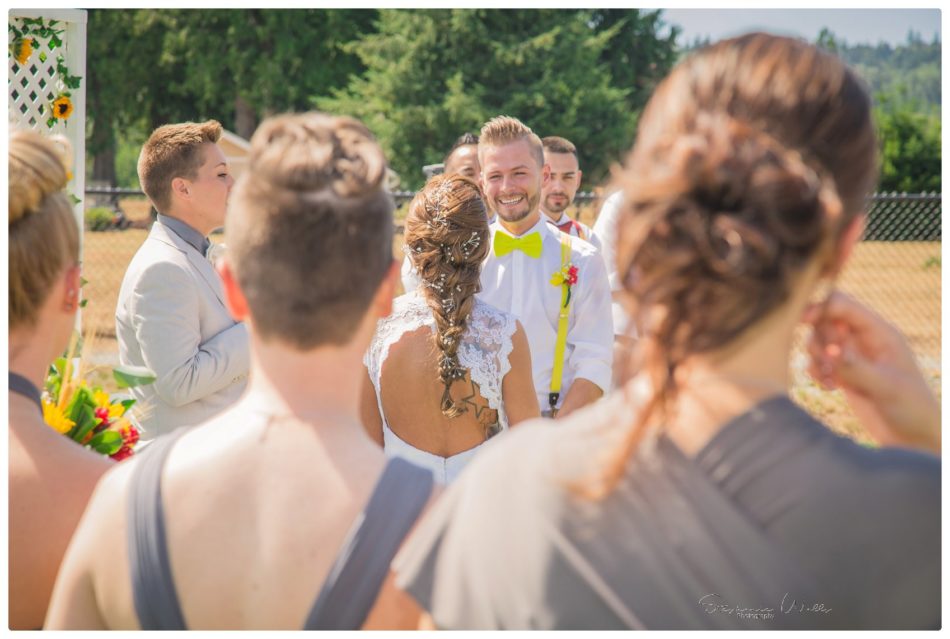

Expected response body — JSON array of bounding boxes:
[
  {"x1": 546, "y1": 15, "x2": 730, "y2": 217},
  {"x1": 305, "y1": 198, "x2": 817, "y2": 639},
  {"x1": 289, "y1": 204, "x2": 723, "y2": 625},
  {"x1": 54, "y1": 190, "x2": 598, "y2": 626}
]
[{"x1": 81, "y1": 189, "x2": 940, "y2": 372}]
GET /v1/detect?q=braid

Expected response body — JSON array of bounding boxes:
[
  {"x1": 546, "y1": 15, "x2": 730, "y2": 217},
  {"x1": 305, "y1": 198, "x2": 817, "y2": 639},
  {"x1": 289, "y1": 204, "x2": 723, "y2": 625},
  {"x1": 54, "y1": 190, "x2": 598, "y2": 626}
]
[{"x1": 405, "y1": 174, "x2": 490, "y2": 418}]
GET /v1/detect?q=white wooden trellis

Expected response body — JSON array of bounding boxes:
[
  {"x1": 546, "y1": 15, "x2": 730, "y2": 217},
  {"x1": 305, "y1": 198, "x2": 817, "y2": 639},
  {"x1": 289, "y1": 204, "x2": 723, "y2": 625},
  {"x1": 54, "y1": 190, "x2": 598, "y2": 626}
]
[
  {"x1": 8, "y1": 8, "x2": 87, "y2": 320},
  {"x1": 8, "y1": 9, "x2": 87, "y2": 230}
]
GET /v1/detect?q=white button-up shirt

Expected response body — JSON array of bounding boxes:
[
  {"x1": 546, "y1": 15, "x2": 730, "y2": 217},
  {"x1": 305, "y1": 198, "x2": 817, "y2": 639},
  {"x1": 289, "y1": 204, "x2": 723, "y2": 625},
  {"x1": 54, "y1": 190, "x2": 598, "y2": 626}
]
[
  {"x1": 592, "y1": 191, "x2": 634, "y2": 338},
  {"x1": 479, "y1": 215, "x2": 613, "y2": 410}
]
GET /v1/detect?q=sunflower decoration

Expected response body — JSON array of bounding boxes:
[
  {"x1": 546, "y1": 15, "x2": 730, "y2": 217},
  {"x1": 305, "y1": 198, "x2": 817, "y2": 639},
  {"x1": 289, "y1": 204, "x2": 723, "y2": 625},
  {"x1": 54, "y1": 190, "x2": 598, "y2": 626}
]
[
  {"x1": 42, "y1": 399, "x2": 75, "y2": 434},
  {"x1": 52, "y1": 93, "x2": 73, "y2": 120},
  {"x1": 11, "y1": 37, "x2": 35, "y2": 65}
]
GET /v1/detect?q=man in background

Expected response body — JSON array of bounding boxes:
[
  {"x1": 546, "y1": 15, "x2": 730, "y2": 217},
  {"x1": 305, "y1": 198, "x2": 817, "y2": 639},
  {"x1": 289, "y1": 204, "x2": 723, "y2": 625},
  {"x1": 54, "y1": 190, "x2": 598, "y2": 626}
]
[
  {"x1": 115, "y1": 120, "x2": 249, "y2": 438},
  {"x1": 540, "y1": 136, "x2": 600, "y2": 249}
]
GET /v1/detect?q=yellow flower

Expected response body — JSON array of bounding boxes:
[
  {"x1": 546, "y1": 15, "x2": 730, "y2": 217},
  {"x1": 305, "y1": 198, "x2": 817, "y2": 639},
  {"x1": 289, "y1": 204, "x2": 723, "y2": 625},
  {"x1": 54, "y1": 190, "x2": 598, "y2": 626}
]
[
  {"x1": 93, "y1": 389, "x2": 126, "y2": 419},
  {"x1": 14, "y1": 38, "x2": 33, "y2": 65},
  {"x1": 52, "y1": 95, "x2": 73, "y2": 120},
  {"x1": 93, "y1": 389, "x2": 110, "y2": 407},
  {"x1": 550, "y1": 272, "x2": 565, "y2": 286},
  {"x1": 43, "y1": 400, "x2": 75, "y2": 434}
]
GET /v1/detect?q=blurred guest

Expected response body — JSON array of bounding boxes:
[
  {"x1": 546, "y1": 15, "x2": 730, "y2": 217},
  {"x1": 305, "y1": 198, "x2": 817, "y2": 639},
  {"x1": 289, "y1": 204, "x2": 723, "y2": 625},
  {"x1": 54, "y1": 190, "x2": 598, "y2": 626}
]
[
  {"x1": 443, "y1": 132, "x2": 481, "y2": 181},
  {"x1": 540, "y1": 136, "x2": 599, "y2": 249},
  {"x1": 363, "y1": 174, "x2": 539, "y2": 484},
  {"x1": 9, "y1": 130, "x2": 111, "y2": 629},
  {"x1": 592, "y1": 189, "x2": 636, "y2": 386},
  {"x1": 115, "y1": 120, "x2": 249, "y2": 439},
  {"x1": 46, "y1": 113, "x2": 432, "y2": 630},
  {"x1": 392, "y1": 33, "x2": 940, "y2": 630}
]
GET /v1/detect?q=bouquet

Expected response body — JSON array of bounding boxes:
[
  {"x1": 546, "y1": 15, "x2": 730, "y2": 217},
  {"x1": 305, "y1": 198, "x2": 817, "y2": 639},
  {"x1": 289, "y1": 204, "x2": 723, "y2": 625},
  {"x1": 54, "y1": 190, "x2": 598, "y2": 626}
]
[{"x1": 42, "y1": 331, "x2": 155, "y2": 461}]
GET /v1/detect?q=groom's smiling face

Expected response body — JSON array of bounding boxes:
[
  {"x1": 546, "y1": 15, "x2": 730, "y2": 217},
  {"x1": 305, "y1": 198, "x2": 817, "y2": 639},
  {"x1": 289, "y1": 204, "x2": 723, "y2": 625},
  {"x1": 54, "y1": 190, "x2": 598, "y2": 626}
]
[{"x1": 479, "y1": 139, "x2": 546, "y2": 224}]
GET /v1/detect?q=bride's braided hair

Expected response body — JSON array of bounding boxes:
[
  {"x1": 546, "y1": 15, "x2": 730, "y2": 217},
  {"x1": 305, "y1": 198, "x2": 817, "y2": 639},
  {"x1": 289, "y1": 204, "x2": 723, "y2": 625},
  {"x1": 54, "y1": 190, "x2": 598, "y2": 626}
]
[{"x1": 405, "y1": 174, "x2": 490, "y2": 418}]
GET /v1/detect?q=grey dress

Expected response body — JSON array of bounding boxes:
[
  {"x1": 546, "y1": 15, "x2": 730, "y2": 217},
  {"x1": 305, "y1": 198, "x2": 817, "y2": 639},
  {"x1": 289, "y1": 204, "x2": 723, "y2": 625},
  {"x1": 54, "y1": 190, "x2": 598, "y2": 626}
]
[{"x1": 393, "y1": 395, "x2": 940, "y2": 630}]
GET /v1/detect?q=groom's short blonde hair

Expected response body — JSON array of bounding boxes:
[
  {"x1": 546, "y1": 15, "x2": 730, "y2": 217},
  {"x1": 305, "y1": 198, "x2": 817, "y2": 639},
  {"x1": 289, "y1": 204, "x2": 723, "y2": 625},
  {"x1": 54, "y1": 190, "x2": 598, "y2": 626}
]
[
  {"x1": 226, "y1": 112, "x2": 393, "y2": 350},
  {"x1": 478, "y1": 115, "x2": 544, "y2": 168}
]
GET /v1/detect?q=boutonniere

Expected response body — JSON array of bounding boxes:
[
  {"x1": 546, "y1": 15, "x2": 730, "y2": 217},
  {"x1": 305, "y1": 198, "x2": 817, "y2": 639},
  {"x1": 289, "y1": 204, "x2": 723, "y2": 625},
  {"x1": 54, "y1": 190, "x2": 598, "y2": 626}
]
[{"x1": 550, "y1": 263, "x2": 579, "y2": 306}]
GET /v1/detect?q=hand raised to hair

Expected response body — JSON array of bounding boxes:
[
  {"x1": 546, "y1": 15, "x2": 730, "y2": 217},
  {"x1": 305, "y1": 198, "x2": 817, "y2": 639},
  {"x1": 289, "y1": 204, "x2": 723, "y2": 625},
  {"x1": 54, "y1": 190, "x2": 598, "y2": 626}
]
[{"x1": 803, "y1": 291, "x2": 940, "y2": 455}]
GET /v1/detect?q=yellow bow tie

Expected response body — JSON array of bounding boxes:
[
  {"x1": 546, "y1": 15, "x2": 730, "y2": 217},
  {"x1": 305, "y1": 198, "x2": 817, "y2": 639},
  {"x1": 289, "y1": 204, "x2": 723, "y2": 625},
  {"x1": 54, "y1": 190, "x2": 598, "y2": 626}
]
[{"x1": 493, "y1": 231, "x2": 542, "y2": 258}]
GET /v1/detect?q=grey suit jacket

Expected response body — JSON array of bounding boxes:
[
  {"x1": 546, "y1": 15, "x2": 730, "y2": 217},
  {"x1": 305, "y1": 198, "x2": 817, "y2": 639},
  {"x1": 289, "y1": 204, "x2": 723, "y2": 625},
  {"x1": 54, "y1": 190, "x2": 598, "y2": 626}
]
[{"x1": 115, "y1": 219, "x2": 249, "y2": 438}]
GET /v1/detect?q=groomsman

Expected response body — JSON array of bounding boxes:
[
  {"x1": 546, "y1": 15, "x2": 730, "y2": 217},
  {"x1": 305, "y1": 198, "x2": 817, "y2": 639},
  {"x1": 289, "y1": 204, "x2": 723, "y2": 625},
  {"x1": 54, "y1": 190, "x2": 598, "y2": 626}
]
[
  {"x1": 540, "y1": 136, "x2": 601, "y2": 250},
  {"x1": 477, "y1": 116, "x2": 613, "y2": 418},
  {"x1": 115, "y1": 120, "x2": 249, "y2": 437}
]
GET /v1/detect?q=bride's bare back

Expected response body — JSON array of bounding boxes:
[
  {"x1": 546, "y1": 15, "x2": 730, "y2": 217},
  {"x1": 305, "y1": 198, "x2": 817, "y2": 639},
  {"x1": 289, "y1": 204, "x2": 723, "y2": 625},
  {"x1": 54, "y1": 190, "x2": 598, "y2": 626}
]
[{"x1": 380, "y1": 325, "x2": 499, "y2": 457}]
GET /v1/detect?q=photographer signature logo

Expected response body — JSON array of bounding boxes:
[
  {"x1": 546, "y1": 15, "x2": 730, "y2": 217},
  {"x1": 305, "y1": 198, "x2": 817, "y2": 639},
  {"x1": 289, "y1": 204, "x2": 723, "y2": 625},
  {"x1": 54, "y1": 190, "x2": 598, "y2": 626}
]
[{"x1": 698, "y1": 593, "x2": 832, "y2": 621}]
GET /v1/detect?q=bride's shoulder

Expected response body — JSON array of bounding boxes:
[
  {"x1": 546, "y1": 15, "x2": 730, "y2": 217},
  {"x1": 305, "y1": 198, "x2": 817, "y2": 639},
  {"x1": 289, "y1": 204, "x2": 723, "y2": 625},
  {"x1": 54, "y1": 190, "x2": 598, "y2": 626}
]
[
  {"x1": 384, "y1": 292, "x2": 428, "y2": 318},
  {"x1": 472, "y1": 297, "x2": 517, "y2": 326}
]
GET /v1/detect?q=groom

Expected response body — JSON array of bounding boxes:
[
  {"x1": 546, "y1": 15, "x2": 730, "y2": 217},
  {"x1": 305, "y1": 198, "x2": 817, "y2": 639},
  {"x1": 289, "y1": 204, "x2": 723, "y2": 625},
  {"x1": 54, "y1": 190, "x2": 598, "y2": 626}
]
[{"x1": 477, "y1": 116, "x2": 613, "y2": 418}]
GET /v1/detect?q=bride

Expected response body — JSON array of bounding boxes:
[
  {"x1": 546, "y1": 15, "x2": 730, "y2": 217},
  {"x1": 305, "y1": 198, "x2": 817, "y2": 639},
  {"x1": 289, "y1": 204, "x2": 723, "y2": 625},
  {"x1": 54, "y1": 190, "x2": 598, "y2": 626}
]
[{"x1": 361, "y1": 174, "x2": 539, "y2": 483}]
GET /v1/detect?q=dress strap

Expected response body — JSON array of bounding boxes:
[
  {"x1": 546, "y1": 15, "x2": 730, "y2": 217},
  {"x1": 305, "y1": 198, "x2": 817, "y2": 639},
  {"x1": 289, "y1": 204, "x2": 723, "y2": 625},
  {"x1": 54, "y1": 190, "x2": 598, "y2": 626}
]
[
  {"x1": 9, "y1": 372, "x2": 42, "y2": 416},
  {"x1": 127, "y1": 427, "x2": 191, "y2": 630},
  {"x1": 303, "y1": 457, "x2": 434, "y2": 629}
]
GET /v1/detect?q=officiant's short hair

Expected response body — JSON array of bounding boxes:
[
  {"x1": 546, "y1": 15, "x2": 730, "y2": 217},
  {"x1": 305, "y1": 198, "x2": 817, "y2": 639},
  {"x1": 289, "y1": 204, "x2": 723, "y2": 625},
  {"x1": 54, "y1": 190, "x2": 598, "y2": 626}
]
[
  {"x1": 479, "y1": 116, "x2": 544, "y2": 168},
  {"x1": 225, "y1": 111, "x2": 394, "y2": 349},
  {"x1": 137, "y1": 119, "x2": 222, "y2": 214}
]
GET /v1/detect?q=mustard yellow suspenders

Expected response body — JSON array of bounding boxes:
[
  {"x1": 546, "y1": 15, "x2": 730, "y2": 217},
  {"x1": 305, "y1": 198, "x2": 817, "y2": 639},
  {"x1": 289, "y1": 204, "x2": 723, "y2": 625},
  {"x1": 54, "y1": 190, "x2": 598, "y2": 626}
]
[{"x1": 548, "y1": 235, "x2": 573, "y2": 416}]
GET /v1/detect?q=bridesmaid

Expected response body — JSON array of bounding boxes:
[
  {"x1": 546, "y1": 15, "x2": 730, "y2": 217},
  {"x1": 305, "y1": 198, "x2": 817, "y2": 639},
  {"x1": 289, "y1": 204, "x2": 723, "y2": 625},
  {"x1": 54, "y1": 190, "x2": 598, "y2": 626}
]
[{"x1": 9, "y1": 130, "x2": 111, "y2": 629}]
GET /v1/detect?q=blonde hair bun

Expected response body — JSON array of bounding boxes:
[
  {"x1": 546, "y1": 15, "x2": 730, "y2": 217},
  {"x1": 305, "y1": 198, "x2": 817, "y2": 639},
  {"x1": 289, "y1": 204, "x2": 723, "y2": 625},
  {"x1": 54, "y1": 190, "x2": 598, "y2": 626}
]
[{"x1": 9, "y1": 130, "x2": 71, "y2": 225}]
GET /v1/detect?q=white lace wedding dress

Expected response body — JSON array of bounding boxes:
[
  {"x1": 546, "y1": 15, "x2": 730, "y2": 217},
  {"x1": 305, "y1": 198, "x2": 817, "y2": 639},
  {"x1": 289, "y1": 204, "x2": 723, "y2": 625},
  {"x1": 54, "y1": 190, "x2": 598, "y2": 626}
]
[{"x1": 364, "y1": 291, "x2": 518, "y2": 484}]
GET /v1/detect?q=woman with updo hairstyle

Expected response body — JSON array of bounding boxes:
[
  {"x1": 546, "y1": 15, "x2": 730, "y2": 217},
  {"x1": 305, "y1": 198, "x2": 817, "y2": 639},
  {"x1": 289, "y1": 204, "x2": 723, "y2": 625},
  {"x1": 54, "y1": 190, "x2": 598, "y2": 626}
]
[
  {"x1": 361, "y1": 173, "x2": 539, "y2": 484},
  {"x1": 9, "y1": 130, "x2": 111, "y2": 629},
  {"x1": 390, "y1": 33, "x2": 940, "y2": 629}
]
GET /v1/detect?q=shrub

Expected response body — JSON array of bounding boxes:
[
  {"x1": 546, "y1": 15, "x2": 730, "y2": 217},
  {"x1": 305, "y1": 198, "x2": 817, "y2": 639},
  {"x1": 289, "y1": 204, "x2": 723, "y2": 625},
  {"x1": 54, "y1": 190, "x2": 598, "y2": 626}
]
[{"x1": 85, "y1": 207, "x2": 115, "y2": 231}]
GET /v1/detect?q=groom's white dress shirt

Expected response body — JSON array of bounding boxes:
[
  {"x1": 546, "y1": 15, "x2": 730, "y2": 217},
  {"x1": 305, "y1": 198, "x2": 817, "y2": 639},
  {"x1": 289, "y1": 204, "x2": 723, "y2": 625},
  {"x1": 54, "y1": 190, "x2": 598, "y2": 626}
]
[{"x1": 478, "y1": 215, "x2": 613, "y2": 411}]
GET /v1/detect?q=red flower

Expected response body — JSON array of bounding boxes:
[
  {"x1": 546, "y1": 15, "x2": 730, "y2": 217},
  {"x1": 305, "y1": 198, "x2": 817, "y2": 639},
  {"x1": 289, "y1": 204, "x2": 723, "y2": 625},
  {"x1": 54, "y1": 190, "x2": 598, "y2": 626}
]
[
  {"x1": 110, "y1": 445, "x2": 134, "y2": 462},
  {"x1": 122, "y1": 423, "x2": 140, "y2": 447},
  {"x1": 566, "y1": 266, "x2": 579, "y2": 286}
]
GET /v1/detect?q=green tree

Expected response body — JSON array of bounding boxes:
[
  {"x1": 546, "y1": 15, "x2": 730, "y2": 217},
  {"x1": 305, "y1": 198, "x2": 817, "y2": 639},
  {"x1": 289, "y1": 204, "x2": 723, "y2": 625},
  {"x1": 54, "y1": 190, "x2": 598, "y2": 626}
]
[
  {"x1": 318, "y1": 9, "x2": 677, "y2": 190},
  {"x1": 86, "y1": 9, "x2": 377, "y2": 186},
  {"x1": 875, "y1": 99, "x2": 941, "y2": 193}
]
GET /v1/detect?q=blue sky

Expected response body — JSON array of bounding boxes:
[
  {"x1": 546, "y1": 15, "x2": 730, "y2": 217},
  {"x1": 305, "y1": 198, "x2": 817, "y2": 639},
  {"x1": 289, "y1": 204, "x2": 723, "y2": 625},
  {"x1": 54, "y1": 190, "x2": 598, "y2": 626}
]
[{"x1": 659, "y1": 9, "x2": 940, "y2": 47}]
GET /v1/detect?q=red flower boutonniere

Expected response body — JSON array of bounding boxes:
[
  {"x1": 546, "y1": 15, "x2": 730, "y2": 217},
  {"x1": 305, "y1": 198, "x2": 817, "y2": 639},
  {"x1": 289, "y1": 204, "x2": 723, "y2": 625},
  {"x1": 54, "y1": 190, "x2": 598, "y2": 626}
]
[{"x1": 550, "y1": 264, "x2": 579, "y2": 306}]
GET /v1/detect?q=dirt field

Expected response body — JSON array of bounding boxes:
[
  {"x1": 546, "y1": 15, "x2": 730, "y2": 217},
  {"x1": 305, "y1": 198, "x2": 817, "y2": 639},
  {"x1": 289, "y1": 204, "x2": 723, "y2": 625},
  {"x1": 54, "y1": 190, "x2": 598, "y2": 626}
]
[{"x1": 82, "y1": 210, "x2": 940, "y2": 440}]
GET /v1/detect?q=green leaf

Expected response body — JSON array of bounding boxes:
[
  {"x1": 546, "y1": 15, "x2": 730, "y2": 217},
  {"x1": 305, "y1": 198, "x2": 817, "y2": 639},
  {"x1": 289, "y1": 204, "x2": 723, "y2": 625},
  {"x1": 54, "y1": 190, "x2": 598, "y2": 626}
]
[
  {"x1": 79, "y1": 299, "x2": 88, "y2": 309},
  {"x1": 113, "y1": 365, "x2": 157, "y2": 389},
  {"x1": 53, "y1": 357, "x2": 68, "y2": 376},
  {"x1": 120, "y1": 398, "x2": 137, "y2": 412},
  {"x1": 49, "y1": 33, "x2": 62, "y2": 49},
  {"x1": 89, "y1": 430, "x2": 123, "y2": 455},
  {"x1": 69, "y1": 403, "x2": 97, "y2": 443},
  {"x1": 38, "y1": 50, "x2": 47, "y2": 63},
  {"x1": 46, "y1": 116, "x2": 56, "y2": 128},
  {"x1": 69, "y1": 193, "x2": 82, "y2": 205}
]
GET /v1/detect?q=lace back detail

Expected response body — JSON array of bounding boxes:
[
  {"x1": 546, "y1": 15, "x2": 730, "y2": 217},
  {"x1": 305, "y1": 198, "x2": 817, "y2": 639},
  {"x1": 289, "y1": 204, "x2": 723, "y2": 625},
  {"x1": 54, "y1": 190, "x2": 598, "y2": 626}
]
[{"x1": 364, "y1": 293, "x2": 517, "y2": 429}]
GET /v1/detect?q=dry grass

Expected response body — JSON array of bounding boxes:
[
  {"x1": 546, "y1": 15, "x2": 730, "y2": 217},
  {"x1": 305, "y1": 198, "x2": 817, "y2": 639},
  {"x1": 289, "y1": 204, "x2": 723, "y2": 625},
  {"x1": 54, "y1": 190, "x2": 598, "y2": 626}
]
[{"x1": 84, "y1": 204, "x2": 940, "y2": 440}]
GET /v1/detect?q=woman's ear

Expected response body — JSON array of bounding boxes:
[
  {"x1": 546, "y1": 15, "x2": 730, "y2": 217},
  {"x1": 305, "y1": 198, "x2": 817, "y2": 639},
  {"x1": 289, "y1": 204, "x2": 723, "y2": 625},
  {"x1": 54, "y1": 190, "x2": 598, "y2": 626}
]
[
  {"x1": 372, "y1": 259, "x2": 400, "y2": 319},
  {"x1": 823, "y1": 214, "x2": 865, "y2": 278},
  {"x1": 218, "y1": 258, "x2": 249, "y2": 321},
  {"x1": 62, "y1": 264, "x2": 81, "y2": 312}
]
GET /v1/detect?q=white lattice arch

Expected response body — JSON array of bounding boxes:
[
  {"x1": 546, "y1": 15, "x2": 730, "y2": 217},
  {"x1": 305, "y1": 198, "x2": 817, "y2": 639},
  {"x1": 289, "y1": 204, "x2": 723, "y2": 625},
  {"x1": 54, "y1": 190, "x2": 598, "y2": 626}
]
[{"x1": 8, "y1": 9, "x2": 87, "y2": 251}]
